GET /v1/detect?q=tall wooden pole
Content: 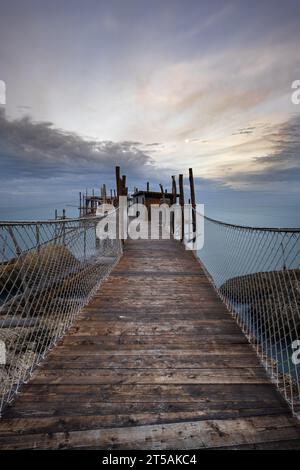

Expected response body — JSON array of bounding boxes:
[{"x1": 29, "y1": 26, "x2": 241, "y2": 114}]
[
  {"x1": 115, "y1": 166, "x2": 121, "y2": 203},
  {"x1": 189, "y1": 168, "x2": 196, "y2": 235},
  {"x1": 171, "y1": 176, "x2": 177, "y2": 205},
  {"x1": 159, "y1": 184, "x2": 165, "y2": 203},
  {"x1": 179, "y1": 174, "x2": 184, "y2": 242},
  {"x1": 122, "y1": 175, "x2": 126, "y2": 196},
  {"x1": 171, "y1": 176, "x2": 177, "y2": 235}
]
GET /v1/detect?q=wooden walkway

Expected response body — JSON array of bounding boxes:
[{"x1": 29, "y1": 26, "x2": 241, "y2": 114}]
[{"x1": 1, "y1": 239, "x2": 300, "y2": 449}]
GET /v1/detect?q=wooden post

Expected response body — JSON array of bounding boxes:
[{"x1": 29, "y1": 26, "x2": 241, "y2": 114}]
[
  {"x1": 171, "y1": 176, "x2": 177, "y2": 205},
  {"x1": 179, "y1": 174, "x2": 184, "y2": 242},
  {"x1": 8, "y1": 227, "x2": 21, "y2": 256},
  {"x1": 115, "y1": 166, "x2": 121, "y2": 202},
  {"x1": 36, "y1": 226, "x2": 40, "y2": 252},
  {"x1": 122, "y1": 175, "x2": 126, "y2": 196},
  {"x1": 147, "y1": 182, "x2": 150, "y2": 192},
  {"x1": 189, "y1": 168, "x2": 196, "y2": 235},
  {"x1": 159, "y1": 184, "x2": 165, "y2": 203},
  {"x1": 171, "y1": 176, "x2": 177, "y2": 234},
  {"x1": 83, "y1": 225, "x2": 87, "y2": 260},
  {"x1": 62, "y1": 209, "x2": 66, "y2": 245}
]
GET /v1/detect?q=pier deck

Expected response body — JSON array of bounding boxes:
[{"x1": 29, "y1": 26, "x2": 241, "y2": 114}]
[{"x1": 0, "y1": 239, "x2": 300, "y2": 449}]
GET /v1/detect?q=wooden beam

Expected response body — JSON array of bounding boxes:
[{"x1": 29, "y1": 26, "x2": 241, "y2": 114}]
[
  {"x1": 171, "y1": 176, "x2": 177, "y2": 205},
  {"x1": 159, "y1": 184, "x2": 166, "y2": 203},
  {"x1": 189, "y1": 168, "x2": 196, "y2": 235},
  {"x1": 115, "y1": 166, "x2": 121, "y2": 201},
  {"x1": 122, "y1": 175, "x2": 126, "y2": 196},
  {"x1": 179, "y1": 174, "x2": 184, "y2": 241}
]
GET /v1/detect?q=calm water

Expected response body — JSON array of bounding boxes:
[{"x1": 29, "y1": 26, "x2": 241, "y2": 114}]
[
  {"x1": 0, "y1": 201, "x2": 299, "y2": 228},
  {"x1": 205, "y1": 204, "x2": 300, "y2": 228},
  {"x1": 0, "y1": 201, "x2": 78, "y2": 221}
]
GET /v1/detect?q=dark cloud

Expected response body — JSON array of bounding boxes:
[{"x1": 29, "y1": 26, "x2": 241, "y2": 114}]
[
  {"x1": 0, "y1": 111, "x2": 155, "y2": 181},
  {"x1": 232, "y1": 126, "x2": 256, "y2": 136},
  {"x1": 226, "y1": 115, "x2": 300, "y2": 185}
]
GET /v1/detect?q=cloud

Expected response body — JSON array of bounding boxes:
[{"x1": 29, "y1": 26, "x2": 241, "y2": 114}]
[
  {"x1": 0, "y1": 110, "x2": 156, "y2": 181},
  {"x1": 219, "y1": 115, "x2": 300, "y2": 188},
  {"x1": 232, "y1": 126, "x2": 256, "y2": 136}
]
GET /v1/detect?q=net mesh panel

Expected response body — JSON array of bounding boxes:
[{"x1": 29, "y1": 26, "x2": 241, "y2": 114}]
[
  {"x1": 196, "y1": 213, "x2": 300, "y2": 412},
  {"x1": 0, "y1": 214, "x2": 122, "y2": 414}
]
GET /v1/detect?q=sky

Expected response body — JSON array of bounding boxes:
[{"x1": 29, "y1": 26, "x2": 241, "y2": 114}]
[{"x1": 0, "y1": 0, "x2": 300, "y2": 216}]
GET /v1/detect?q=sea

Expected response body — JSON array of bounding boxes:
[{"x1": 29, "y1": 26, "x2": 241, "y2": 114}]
[{"x1": 0, "y1": 200, "x2": 299, "y2": 228}]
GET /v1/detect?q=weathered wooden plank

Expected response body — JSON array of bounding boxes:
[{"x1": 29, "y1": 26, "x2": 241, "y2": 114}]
[
  {"x1": 42, "y1": 353, "x2": 263, "y2": 369},
  {"x1": 0, "y1": 408, "x2": 290, "y2": 437},
  {"x1": 16, "y1": 384, "x2": 285, "y2": 403},
  {"x1": 1, "y1": 415, "x2": 300, "y2": 450},
  {"x1": 69, "y1": 321, "x2": 241, "y2": 336},
  {"x1": 30, "y1": 368, "x2": 269, "y2": 385},
  {"x1": 48, "y1": 345, "x2": 257, "y2": 357},
  {"x1": 59, "y1": 334, "x2": 248, "y2": 350}
]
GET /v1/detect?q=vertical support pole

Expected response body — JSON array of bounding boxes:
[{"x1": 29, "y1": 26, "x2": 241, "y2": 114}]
[
  {"x1": 8, "y1": 227, "x2": 21, "y2": 256},
  {"x1": 36, "y1": 225, "x2": 40, "y2": 252},
  {"x1": 115, "y1": 166, "x2": 121, "y2": 203},
  {"x1": 120, "y1": 175, "x2": 127, "y2": 244},
  {"x1": 179, "y1": 174, "x2": 184, "y2": 242},
  {"x1": 122, "y1": 175, "x2": 126, "y2": 196},
  {"x1": 62, "y1": 209, "x2": 66, "y2": 246},
  {"x1": 171, "y1": 176, "x2": 177, "y2": 205},
  {"x1": 189, "y1": 168, "x2": 196, "y2": 236},
  {"x1": 79, "y1": 192, "x2": 82, "y2": 217},
  {"x1": 54, "y1": 209, "x2": 58, "y2": 240},
  {"x1": 171, "y1": 176, "x2": 177, "y2": 235},
  {"x1": 83, "y1": 224, "x2": 87, "y2": 260},
  {"x1": 147, "y1": 182, "x2": 150, "y2": 192}
]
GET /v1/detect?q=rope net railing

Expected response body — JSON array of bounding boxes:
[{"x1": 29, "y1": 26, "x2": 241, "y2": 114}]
[
  {"x1": 195, "y1": 212, "x2": 300, "y2": 413},
  {"x1": 0, "y1": 213, "x2": 122, "y2": 415}
]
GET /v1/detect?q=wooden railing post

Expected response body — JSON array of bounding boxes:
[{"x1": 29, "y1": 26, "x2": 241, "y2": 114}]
[
  {"x1": 115, "y1": 166, "x2": 121, "y2": 203},
  {"x1": 189, "y1": 168, "x2": 196, "y2": 236},
  {"x1": 179, "y1": 174, "x2": 184, "y2": 242},
  {"x1": 171, "y1": 176, "x2": 177, "y2": 235}
]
